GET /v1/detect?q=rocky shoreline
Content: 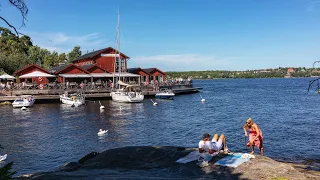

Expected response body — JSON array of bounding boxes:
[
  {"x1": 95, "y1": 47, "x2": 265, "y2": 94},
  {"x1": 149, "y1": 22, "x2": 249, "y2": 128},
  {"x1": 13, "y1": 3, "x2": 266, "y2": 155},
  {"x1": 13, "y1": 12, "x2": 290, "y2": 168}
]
[{"x1": 15, "y1": 146, "x2": 320, "y2": 180}]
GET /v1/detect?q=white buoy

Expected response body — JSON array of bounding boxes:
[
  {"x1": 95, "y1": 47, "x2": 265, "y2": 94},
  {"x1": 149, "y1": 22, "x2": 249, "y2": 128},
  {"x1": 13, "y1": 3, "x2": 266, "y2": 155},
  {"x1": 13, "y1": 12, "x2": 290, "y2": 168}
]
[
  {"x1": 150, "y1": 99, "x2": 158, "y2": 106},
  {"x1": 200, "y1": 95, "x2": 206, "y2": 102},
  {"x1": 99, "y1": 101, "x2": 105, "y2": 109},
  {"x1": 21, "y1": 107, "x2": 27, "y2": 110},
  {"x1": 97, "y1": 129, "x2": 108, "y2": 136}
]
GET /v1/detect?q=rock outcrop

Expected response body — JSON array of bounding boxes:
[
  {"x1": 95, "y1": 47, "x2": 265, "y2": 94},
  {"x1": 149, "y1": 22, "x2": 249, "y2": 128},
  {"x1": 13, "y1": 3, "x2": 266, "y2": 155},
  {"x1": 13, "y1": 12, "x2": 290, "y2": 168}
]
[{"x1": 15, "y1": 146, "x2": 320, "y2": 180}]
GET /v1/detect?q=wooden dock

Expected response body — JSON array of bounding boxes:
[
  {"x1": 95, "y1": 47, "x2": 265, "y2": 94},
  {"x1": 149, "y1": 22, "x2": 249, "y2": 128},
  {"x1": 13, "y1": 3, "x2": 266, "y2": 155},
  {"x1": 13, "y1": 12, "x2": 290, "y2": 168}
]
[{"x1": 0, "y1": 87, "x2": 202, "y2": 102}]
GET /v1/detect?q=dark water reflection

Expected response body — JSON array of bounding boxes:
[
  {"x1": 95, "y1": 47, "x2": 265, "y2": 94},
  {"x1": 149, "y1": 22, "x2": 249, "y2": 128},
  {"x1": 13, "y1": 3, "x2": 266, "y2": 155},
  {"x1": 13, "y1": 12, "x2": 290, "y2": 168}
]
[{"x1": 0, "y1": 78, "x2": 319, "y2": 175}]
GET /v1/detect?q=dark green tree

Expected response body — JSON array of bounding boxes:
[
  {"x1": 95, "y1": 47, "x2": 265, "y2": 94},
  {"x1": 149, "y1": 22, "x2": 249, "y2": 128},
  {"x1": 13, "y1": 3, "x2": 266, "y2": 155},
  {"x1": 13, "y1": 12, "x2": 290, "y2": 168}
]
[
  {"x1": 43, "y1": 51, "x2": 60, "y2": 69},
  {"x1": 57, "y1": 53, "x2": 67, "y2": 64},
  {"x1": 67, "y1": 46, "x2": 81, "y2": 62}
]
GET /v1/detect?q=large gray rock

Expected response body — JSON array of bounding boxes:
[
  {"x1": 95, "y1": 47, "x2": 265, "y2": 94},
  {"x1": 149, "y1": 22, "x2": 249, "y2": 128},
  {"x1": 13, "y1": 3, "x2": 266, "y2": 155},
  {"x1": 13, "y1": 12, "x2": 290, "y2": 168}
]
[{"x1": 15, "y1": 146, "x2": 320, "y2": 180}]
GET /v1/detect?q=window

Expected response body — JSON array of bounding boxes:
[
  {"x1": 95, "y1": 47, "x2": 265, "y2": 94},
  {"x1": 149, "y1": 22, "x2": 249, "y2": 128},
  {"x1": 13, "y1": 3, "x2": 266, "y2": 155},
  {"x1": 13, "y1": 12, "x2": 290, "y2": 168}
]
[{"x1": 115, "y1": 58, "x2": 125, "y2": 72}]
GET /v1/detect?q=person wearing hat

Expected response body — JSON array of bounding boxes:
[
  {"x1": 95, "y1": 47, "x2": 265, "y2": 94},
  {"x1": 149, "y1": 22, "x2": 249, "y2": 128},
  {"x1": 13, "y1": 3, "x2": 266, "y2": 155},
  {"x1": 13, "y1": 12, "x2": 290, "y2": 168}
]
[{"x1": 198, "y1": 133, "x2": 228, "y2": 156}]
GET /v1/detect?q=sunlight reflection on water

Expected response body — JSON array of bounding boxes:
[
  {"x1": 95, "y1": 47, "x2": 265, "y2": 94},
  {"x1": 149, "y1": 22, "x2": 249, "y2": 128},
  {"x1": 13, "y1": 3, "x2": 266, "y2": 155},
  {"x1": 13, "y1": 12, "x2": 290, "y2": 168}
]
[{"x1": 0, "y1": 78, "x2": 319, "y2": 176}]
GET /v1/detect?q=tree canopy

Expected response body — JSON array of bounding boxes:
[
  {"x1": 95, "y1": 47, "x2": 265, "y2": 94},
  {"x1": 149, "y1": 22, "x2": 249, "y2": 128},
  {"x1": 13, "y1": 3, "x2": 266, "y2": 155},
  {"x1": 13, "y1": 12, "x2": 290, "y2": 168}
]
[
  {"x1": 67, "y1": 46, "x2": 82, "y2": 63},
  {"x1": 0, "y1": 27, "x2": 83, "y2": 74}
]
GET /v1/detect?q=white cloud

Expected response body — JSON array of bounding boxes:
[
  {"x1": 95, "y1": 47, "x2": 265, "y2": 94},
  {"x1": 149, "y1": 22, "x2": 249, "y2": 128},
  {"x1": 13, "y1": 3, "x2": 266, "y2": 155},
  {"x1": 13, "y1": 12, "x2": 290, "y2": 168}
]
[
  {"x1": 24, "y1": 31, "x2": 111, "y2": 53},
  {"x1": 129, "y1": 54, "x2": 242, "y2": 71}
]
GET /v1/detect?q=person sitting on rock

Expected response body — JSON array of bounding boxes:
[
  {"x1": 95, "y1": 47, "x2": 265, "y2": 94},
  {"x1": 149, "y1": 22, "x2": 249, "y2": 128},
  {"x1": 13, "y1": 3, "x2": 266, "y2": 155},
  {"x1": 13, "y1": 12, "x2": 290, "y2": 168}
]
[
  {"x1": 243, "y1": 118, "x2": 264, "y2": 156},
  {"x1": 198, "y1": 133, "x2": 229, "y2": 159}
]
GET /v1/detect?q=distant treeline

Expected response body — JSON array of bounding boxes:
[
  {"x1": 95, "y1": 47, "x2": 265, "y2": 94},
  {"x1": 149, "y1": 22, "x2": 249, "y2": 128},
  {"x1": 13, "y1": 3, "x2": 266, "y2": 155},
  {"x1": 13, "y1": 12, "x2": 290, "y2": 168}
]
[{"x1": 165, "y1": 67, "x2": 320, "y2": 79}]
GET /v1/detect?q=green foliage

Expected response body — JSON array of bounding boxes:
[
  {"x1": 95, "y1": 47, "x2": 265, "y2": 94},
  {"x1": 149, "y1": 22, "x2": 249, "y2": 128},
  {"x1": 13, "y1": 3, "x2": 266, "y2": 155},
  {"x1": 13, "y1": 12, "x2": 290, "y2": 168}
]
[
  {"x1": 27, "y1": 45, "x2": 45, "y2": 65},
  {"x1": 58, "y1": 53, "x2": 67, "y2": 64},
  {"x1": 0, "y1": 162, "x2": 16, "y2": 180},
  {"x1": 43, "y1": 51, "x2": 59, "y2": 69},
  {"x1": 0, "y1": 27, "x2": 74, "y2": 73},
  {"x1": 0, "y1": 53, "x2": 28, "y2": 75},
  {"x1": 67, "y1": 46, "x2": 82, "y2": 62},
  {"x1": 166, "y1": 68, "x2": 313, "y2": 80}
]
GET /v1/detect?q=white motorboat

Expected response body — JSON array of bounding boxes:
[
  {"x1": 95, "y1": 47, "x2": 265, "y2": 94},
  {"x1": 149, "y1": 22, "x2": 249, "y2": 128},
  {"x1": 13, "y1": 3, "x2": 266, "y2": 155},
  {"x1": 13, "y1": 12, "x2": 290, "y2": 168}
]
[
  {"x1": 111, "y1": 81, "x2": 144, "y2": 103},
  {"x1": 60, "y1": 93, "x2": 85, "y2": 107},
  {"x1": 155, "y1": 89, "x2": 175, "y2": 99},
  {"x1": 12, "y1": 95, "x2": 36, "y2": 108}
]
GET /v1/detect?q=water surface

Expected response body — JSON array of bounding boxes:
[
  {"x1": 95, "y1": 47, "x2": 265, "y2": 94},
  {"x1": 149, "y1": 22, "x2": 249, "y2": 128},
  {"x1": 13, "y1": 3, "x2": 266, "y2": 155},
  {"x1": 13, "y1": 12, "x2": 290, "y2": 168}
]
[{"x1": 0, "y1": 78, "x2": 319, "y2": 175}]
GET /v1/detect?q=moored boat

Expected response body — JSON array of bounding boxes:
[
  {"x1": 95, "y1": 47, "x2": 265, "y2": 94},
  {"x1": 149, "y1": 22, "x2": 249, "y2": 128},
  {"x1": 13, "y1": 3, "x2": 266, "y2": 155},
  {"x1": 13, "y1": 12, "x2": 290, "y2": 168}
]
[
  {"x1": 12, "y1": 95, "x2": 36, "y2": 108},
  {"x1": 155, "y1": 89, "x2": 175, "y2": 99},
  {"x1": 110, "y1": 11, "x2": 144, "y2": 103},
  {"x1": 111, "y1": 81, "x2": 144, "y2": 103},
  {"x1": 60, "y1": 92, "x2": 85, "y2": 107}
]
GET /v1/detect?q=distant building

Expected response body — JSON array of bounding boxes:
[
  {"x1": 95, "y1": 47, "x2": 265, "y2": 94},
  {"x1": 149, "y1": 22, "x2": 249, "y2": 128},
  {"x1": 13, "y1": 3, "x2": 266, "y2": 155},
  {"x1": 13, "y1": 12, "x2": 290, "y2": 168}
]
[
  {"x1": 284, "y1": 68, "x2": 295, "y2": 78},
  {"x1": 287, "y1": 68, "x2": 295, "y2": 73}
]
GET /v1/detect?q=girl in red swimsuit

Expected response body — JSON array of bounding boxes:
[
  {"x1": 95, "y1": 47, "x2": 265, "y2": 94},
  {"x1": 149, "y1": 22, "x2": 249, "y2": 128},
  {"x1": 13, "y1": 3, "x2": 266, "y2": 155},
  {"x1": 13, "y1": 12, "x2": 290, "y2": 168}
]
[{"x1": 243, "y1": 118, "x2": 264, "y2": 156}]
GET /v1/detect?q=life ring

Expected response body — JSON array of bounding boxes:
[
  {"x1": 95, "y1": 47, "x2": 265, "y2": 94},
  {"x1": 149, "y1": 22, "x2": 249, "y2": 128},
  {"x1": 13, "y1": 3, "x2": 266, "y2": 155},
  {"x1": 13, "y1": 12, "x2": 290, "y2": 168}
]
[
  {"x1": 38, "y1": 77, "x2": 43, "y2": 82},
  {"x1": 39, "y1": 84, "x2": 44, "y2": 89}
]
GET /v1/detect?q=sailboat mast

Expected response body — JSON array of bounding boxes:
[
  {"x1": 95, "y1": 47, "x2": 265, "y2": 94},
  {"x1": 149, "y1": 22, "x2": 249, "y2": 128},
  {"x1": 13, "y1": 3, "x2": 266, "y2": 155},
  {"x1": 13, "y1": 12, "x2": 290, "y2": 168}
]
[
  {"x1": 112, "y1": 9, "x2": 121, "y2": 90},
  {"x1": 116, "y1": 9, "x2": 121, "y2": 82}
]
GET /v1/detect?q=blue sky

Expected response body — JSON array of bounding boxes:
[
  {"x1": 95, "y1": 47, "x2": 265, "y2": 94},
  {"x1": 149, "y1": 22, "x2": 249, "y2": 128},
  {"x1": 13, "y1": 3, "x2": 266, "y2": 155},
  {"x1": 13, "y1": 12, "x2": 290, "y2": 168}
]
[{"x1": 1, "y1": 0, "x2": 320, "y2": 71}]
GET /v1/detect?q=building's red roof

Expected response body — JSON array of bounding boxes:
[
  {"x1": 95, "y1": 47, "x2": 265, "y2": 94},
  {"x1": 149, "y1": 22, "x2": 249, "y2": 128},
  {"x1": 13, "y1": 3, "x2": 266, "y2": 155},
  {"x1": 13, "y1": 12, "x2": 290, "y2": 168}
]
[
  {"x1": 71, "y1": 47, "x2": 129, "y2": 62},
  {"x1": 143, "y1": 68, "x2": 166, "y2": 75},
  {"x1": 53, "y1": 64, "x2": 90, "y2": 74},
  {"x1": 13, "y1": 64, "x2": 50, "y2": 76},
  {"x1": 287, "y1": 68, "x2": 295, "y2": 73},
  {"x1": 127, "y1": 67, "x2": 150, "y2": 75}
]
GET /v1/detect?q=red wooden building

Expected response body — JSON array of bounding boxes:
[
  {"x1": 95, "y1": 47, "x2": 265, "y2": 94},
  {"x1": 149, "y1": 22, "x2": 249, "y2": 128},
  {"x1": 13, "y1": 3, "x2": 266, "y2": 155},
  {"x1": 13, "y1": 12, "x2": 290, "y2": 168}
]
[
  {"x1": 13, "y1": 64, "x2": 53, "y2": 84},
  {"x1": 143, "y1": 68, "x2": 166, "y2": 83},
  {"x1": 127, "y1": 68, "x2": 150, "y2": 82},
  {"x1": 80, "y1": 64, "x2": 108, "y2": 73},
  {"x1": 72, "y1": 47, "x2": 129, "y2": 73},
  {"x1": 51, "y1": 64, "x2": 91, "y2": 83},
  {"x1": 13, "y1": 47, "x2": 167, "y2": 85}
]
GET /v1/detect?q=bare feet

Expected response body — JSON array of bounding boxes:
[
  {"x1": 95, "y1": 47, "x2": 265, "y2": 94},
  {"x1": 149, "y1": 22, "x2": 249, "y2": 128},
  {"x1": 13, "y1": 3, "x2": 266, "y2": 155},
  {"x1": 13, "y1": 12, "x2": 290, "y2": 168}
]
[{"x1": 250, "y1": 151, "x2": 254, "y2": 155}]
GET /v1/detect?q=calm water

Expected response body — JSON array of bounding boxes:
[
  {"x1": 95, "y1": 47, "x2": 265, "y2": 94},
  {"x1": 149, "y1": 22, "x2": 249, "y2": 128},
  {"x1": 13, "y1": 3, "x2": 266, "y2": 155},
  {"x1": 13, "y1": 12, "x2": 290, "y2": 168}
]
[{"x1": 0, "y1": 78, "x2": 319, "y2": 175}]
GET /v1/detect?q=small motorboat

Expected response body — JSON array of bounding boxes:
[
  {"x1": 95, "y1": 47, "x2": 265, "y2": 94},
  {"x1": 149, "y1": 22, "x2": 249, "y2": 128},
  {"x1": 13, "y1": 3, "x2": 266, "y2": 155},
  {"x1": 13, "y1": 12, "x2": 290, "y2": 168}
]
[
  {"x1": 155, "y1": 89, "x2": 175, "y2": 99},
  {"x1": 12, "y1": 95, "x2": 35, "y2": 108},
  {"x1": 97, "y1": 129, "x2": 108, "y2": 136},
  {"x1": 0, "y1": 154, "x2": 7, "y2": 162},
  {"x1": 60, "y1": 92, "x2": 85, "y2": 107}
]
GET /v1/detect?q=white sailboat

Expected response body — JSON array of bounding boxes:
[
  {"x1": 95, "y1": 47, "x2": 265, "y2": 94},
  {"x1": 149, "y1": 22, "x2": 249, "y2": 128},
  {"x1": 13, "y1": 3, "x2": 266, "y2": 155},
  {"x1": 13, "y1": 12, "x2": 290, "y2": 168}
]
[
  {"x1": 60, "y1": 92, "x2": 85, "y2": 107},
  {"x1": 110, "y1": 10, "x2": 144, "y2": 103}
]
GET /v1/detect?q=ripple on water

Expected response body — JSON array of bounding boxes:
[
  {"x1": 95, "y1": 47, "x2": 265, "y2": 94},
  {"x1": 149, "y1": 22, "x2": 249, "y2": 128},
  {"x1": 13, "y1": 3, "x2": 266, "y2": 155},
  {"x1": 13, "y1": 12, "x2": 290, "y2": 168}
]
[{"x1": 0, "y1": 78, "x2": 319, "y2": 176}]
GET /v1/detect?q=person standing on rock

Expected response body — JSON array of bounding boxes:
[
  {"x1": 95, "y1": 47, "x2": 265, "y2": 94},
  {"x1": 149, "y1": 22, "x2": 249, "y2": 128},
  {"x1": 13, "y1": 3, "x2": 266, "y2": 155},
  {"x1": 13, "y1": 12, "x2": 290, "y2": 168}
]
[{"x1": 243, "y1": 118, "x2": 264, "y2": 156}]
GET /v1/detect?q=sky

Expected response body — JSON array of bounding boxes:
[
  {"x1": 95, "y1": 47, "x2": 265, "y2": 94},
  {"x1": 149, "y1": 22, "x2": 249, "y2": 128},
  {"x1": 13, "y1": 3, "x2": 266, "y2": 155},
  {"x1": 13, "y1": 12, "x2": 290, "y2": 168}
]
[{"x1": 1, "y1": 0, "x2": 320, "y2": 71}]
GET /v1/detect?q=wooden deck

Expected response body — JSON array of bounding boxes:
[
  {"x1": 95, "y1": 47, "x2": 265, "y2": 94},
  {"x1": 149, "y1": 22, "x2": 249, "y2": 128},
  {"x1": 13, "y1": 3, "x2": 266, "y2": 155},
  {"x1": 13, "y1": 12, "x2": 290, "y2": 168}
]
[{"x1": 0, "y1": 87, "x2": 202, "y2": 102}]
